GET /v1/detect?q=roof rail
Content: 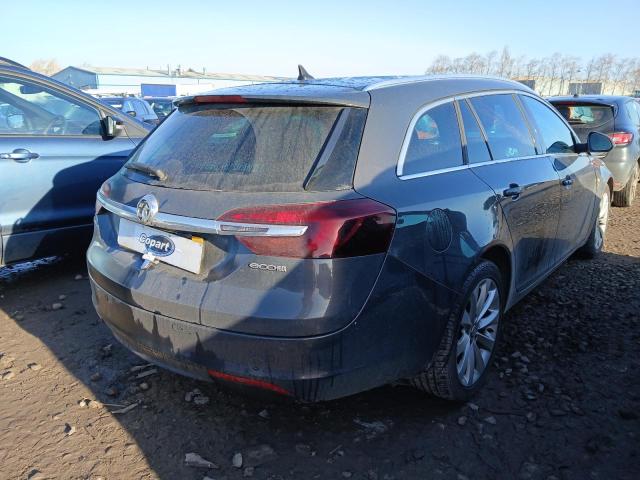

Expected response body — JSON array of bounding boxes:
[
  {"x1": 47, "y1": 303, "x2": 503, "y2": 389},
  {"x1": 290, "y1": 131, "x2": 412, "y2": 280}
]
[{"x1": 0, "y1": 57, "x2": 29, "y2": 69}]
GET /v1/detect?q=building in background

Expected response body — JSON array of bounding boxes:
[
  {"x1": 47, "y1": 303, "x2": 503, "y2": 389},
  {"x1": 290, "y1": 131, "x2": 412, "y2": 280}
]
[
  {"x1": 514, "y1": 77, "x2": 633, "y2": 97},
  {"x1": 52, "y1": 66, "x2": 284, "y2": 96}
]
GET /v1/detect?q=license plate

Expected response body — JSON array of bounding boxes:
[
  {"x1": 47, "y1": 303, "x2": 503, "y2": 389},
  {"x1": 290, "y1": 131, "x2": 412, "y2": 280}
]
[{"x1": 117, "y1": 218, "x2": 204, "y2": 274}]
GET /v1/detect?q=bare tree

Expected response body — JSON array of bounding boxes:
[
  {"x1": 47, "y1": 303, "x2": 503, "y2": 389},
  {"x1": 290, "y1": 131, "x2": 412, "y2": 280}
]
[
  {"x1": 29, "y1": 58, "x2": 61, "y2": 76},
  {"x1": 484, "y1": 50, "x2": 497, "y2": 75},
  {"x1": 496, "y1": 46, "x2": 513, "y2": 78},
  {"x1": 425, "y1": 49, "x2": 639, "y2": 96},
  {"x1": 426, "y1": 55, "x2": 452, "y2": 74}
]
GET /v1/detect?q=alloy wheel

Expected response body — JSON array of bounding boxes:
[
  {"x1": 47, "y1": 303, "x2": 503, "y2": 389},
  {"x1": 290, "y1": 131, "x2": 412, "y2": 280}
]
[{"x1": 456, "y1": 278, "x2": 500, "y2": 387}]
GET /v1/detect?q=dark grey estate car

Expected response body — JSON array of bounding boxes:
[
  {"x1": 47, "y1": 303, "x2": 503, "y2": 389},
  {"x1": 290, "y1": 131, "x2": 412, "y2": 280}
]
[
  {"x1": 88, "y1": 76, "x2": 613, "y2": 401},
  {"x1": 549, "y1": 95, "x2": 640, "y2": 207}
]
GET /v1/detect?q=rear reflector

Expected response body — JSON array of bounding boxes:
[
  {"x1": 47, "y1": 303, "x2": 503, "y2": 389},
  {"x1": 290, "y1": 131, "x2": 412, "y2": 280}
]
[
  {"x1": 207, "y1": 369, "x2": 291, "y2": 396},
  {"x1": 608, "y1": 131, "x2": 633, "y2": 146},
  {"x1": 193, "y1": 95, "x2": 247, "y2": 104},
  {"x1": 218, "y1": 198, "x2": 396, "y2": 258}
]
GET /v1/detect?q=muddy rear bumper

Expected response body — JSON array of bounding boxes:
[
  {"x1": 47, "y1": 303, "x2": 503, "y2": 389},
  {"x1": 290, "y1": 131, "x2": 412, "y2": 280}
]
[{"x1": 88, "y1": 253, "x2": 457, "y2": 401}]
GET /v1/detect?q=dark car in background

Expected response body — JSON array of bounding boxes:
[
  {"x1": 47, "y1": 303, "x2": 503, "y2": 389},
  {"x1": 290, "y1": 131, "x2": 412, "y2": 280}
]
[
  {"x1": 88, "y1": 76, "x2": 613, "y2": 402},
  {"x1": 0, "y1": 57, "x2": 150, "y2": 267},
  {"x1": 100, "y1": 96, "x2": 159, "y2": 126},
  {"x1": 549, "y1": 95, "x2": 640, "y2": 206},
  {"x1": 144, "y1": 96, "x2": 177, "y2": 122}
]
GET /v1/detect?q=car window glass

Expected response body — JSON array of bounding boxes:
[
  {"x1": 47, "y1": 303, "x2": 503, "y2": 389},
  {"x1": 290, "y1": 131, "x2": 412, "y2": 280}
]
[
  {"x1": 519, "y1": 95, "x2": 575, "y2": 154},
  {"x1": 628, "y1": 101, "x2": 640, "y2": 125},
  {"x1": 134, "y1": 100, "x2": 147, "y2": 116},
  {"x1": 554, "y1": 103, "x2": 614, "y2": 128},
  {"x1": 122, "y1": 100, "x2": 135, "y2": 114},
  {"x1": 0, "y1": 76, "x2": 101, "y2": 135},
  {"x1": 402, "y1": 102, "x2": 463, "y2": 175},
  {"x1": 459, "y1": 100, "x2": 492, "y2": 164},
  {"x1": 470, "y1": 94, "x2": 536, "y2": 159}
]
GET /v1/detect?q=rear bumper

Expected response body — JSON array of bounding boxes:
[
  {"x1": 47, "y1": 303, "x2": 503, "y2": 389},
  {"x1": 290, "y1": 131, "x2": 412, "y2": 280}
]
[{"x1": 88, "y1": 253, "x2": 458, "y2": 401}]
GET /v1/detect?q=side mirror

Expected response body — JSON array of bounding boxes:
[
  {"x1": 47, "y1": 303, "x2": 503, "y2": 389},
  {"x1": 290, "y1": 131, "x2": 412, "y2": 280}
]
[
  {"x1": 19, "y1": 84, "x2": 45, "y2": 95},
  {"x1": 7, "y1": 113, "x2": 25, "y2": 130},
  {"x1": 101, "y1": 115, "x2": 123, "y2": 138},
  {"x1": 587, "y1": 131, "x2": 613, "y2": 154},
  {"x1": 126, "y1": 110, "x2": 136, "y2": 117}
]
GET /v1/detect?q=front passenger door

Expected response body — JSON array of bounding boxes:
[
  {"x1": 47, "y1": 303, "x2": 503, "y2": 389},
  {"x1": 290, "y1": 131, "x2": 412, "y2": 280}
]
[
  {"x1": 465, "y1": 94, "x2": 562, "y2": 292},
  {"x1": 518, "y1": 94, "x2": 597, "y2": 261}
]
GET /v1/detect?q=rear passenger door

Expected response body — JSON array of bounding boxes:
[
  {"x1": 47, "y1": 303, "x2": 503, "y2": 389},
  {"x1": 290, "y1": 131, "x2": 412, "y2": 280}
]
[
  {"x1": 464, "y1": 94, "x2": 562, "y2": 291},
  {"x1": 519, "y1": 94, "x2": 596, "y2": 260}
]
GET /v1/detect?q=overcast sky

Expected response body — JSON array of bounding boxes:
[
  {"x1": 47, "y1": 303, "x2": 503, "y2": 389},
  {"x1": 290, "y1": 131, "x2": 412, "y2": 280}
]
[{"x1": 6, "y1": 0, "x2": 639, "y2": 77}]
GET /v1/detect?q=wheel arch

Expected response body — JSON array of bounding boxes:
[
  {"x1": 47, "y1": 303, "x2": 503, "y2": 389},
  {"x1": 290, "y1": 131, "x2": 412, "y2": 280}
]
[{"x1": 479, "y1": 243, "x2": 513, "y2": 310}]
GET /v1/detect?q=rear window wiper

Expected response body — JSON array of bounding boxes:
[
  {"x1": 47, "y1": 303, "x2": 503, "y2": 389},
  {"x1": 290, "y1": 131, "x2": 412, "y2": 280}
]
[{"x1": 125, "y1": 161, "x2": 167, "y2": 181}]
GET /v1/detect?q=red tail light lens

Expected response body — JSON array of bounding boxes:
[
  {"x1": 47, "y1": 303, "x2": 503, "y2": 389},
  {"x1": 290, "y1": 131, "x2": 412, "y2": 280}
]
[
  {"x1": 218, "y1": 198, "x2": 396, "y2": 258},
  {"x1": 608, "y1": 131, "x2": 633, "y2": 146}
]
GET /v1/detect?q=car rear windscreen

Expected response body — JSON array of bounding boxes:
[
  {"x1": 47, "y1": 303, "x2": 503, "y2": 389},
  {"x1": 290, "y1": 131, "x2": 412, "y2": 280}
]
[
  {"x1": 551, "y1": 102, "x2": 615, "y2": 140},
  {"x1": 124, "y1": 103, "x2": 366, "y2": 192}
]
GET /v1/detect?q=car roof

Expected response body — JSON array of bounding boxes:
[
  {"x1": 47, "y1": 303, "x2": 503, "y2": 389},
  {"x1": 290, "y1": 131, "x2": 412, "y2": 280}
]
[
  {"x1": 185, "y1": 75, "x2": 531, "y2": 108},
  {"x1": 220, "y1": 74, "x2": 528, "y2": 92}
]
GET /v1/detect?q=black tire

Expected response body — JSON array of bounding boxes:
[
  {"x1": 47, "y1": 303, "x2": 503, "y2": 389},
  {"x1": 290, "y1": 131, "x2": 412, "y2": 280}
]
[
  {"x1": 411, "y1": 260, "x2": 504, "y2": 401},
  {"x1": 612, "y1": 163, "x2": 638, "y2": 207},
  {"x1": 578, "y1": 189, "x2": 610, "y2": 259}
]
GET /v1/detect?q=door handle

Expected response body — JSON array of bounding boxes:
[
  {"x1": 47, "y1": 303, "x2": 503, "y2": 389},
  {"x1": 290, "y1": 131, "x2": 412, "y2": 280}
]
[
  {"x1": 562, "y1": 176, "x2": 573, "y2": 187},
  {"x1": 0, "y1": 148, "x2": 39, "y2": 163},
  {"x1": 503, "y1": 183, "x2": 524, "y2": 199}
]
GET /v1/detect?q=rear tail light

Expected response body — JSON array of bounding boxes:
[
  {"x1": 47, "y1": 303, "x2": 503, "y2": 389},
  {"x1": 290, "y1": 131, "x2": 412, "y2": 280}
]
[
  {"x1": 608, "y1": 131, "x2": 634, "y2": 146},
  {"x1": 218, "y1": 198, "x2": 396, "y2": 258}
]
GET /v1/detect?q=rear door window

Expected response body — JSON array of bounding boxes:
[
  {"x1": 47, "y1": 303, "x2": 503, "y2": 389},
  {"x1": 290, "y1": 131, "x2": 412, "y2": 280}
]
[
  {"x1": 125, "y1": 103, "x2": 366, "y2": 192},
  {"x1": 458, "y1": 99, "x2": 492, "y2": 164},
  {"x1": 401, "y1": 101, "x2": 463, "y2": 176},
  {"x1": 470, "y1": 94, "x2": 536, "y2": 159},
  {"x1": 519, "y1": 95, "x2": 575, "y2": 154}
]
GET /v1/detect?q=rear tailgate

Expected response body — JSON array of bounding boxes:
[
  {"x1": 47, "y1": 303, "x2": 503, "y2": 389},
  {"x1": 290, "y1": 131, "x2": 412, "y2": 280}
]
[{"x1": 91, "y1": 94, "x2": 398, "y2": 338}]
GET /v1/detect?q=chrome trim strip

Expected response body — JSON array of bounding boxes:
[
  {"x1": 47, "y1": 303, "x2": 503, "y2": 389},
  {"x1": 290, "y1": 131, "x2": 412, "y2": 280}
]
[
  {"x1": 96, "y1": 191, "x2": 308, "y2": 237},
  {"x1": 398, "y1": 155, "x2": 544, "y2": 180}
]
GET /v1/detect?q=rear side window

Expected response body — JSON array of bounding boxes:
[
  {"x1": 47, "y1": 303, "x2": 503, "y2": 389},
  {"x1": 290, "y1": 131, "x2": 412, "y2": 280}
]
[
  {"x1": 459, "y1": 100, "x2": 492, "y2": 164},
  {"x1": 519, "y1": 95, "x2": 575, "y2": 154},
  {"x1": 470, "y1": 94, "x2": 536, "y2": 159},
  {"x1": 126, "y1": 104, "x2": 365, "y2": 192},
  {"x1": 401, "y1": 101, "x2": 463, "y2": 176}
]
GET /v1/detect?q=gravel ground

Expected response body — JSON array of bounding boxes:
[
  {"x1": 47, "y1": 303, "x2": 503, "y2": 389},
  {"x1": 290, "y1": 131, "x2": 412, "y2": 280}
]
[{"x1": 0, "y1": 199, "x2": 638, "y2": 480}]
